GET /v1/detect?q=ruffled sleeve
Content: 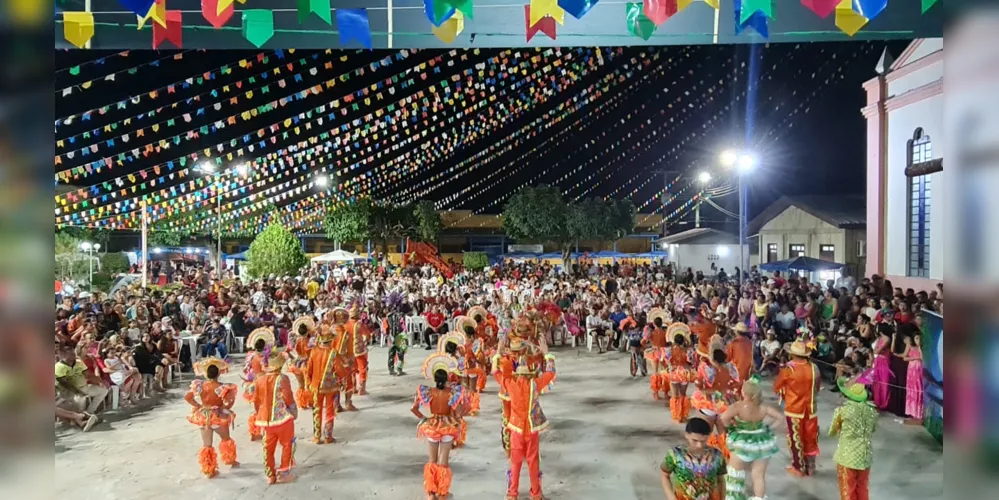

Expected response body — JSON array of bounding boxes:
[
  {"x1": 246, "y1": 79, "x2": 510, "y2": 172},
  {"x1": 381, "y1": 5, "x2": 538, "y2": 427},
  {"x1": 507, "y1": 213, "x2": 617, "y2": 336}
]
[
  {"x1": 188, "y1": 380, "x2": 203, "y2": 401},
  {"x1": 217, "y1": 383, "x2": 238, "y2": 406},
  {"x1": 448, "y1": 385, "x2": 465, "y2": 409},
  {"x1": 416, "y1": 385, "x2": 433, "y2": 408}
]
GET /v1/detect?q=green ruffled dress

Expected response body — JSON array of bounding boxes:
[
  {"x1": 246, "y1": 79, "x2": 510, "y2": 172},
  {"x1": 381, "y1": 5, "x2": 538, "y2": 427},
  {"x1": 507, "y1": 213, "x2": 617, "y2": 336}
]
[{"x1": 725, "y1": 418, "x2": 779, "y2": 462}]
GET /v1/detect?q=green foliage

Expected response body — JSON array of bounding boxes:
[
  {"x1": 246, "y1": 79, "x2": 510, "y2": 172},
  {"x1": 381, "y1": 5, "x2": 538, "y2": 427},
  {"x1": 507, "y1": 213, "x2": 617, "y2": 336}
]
[
  {"x1": 148, "y1": 230, "x2": 184, "y2": 247},
  {"x1": 246, "y1": 223, "x2": 307, "y2": 278},
  {"x1": 463, "y1": 252, "x2": 490, "y2": 271},
  {"x1": 502, "y1": 185, "x2": 570, "y2": 243},
  {"x1": 101, "y1": 252, "x2": 131, "y2": 275},
  {"x1": 324, "y1": 198, "x2": 372, "y2": 243},
  {"x1": 412, "y1": 200, "x2": 443, "y2": 243},
  {"x1": 55, "y1": 231, "x2": 84, "y2": 255},
  {"x1": 607, "y1": 199, "x2": 637, "y2": 239},
  {"x1": 90, "y1": 272, "x2": 113, "y2": 292}
]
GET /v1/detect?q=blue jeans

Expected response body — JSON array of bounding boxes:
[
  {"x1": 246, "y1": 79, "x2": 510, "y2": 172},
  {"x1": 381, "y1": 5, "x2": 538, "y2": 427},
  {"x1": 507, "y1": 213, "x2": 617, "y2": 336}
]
[{"x1": 200, "y1": 342, "x2": 228, "y2": 359}]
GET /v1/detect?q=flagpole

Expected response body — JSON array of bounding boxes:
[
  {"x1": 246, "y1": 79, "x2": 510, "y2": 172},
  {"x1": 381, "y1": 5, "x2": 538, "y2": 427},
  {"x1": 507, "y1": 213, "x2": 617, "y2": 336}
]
[
  {"x1": 84, "y1": 0, "x2": 92, "y2": 48},
  {"x1": 712, "y1": 2, "x2": 720, "y2": 44},
  {"x1": 141, "y1": 199, "x2": 148, "y2": 289},
  {"x1": 387, "y1": 0, "x2": 394, "y2": 48}
]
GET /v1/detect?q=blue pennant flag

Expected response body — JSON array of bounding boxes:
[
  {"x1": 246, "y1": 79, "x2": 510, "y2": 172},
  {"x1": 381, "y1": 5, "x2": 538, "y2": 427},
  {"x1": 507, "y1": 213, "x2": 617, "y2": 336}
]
[
  {"x1": 424, "y1": 0, "x2": 456, "y2": 27},
  {"x1": 118, "y1": 0, "x2": 156, "y2": 17},
  {"x1": 852, "y1": 0, "x2": 888, "y2": 20},
  {"x1": 734, "y1": 0, "x2": 768, "y2": 39},
  {"x1": 558, "y1": 0, "x2": 599, "y2": 20},
  {"x1": 337, "y1": 8, "x2": 372, "y2": 49}
]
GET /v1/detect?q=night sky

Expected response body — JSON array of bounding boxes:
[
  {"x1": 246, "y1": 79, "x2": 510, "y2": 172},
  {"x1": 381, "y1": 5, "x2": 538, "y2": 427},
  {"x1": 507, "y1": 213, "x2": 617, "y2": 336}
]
[{"x1": 55, "y1": 42, "x2": 909, "y2": 235}]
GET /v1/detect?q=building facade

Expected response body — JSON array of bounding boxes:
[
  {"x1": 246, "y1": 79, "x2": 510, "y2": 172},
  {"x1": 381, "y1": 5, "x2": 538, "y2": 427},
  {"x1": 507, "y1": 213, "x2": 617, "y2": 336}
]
[
  {"x1": 656, "y1": 228, "x2": 747, "y2": 276},
  {"x1": 863, "y1": 39, "x2": 944, "y2": 291}
]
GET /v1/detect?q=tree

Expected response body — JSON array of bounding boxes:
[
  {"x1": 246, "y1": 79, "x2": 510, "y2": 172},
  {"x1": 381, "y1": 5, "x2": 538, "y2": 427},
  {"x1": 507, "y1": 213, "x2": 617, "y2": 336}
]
[
  {"x1": 324, "y1": 198, "x2": 372, "y2": 246},
  {"x1": 101, "y1": 252, "x2": 131, "y2": 275},
  {"x1": 463, "y1": 251, "x2": 490, "y2": 271},
  {"x1": 148, "y1": 229, "x2": 184, "y2": 247},
  {"x1": 411, "y1": 200, "x2": 443, "y2": 243},
  {"x1": 245, "y1": 223, "x2": 307, "y2": 278},
  {"x1": 503, "y1": 185, "x2": 571, "y2": 261},
  {"x1": 607, "y1": 199, "x2": 637, "y2": 239}
]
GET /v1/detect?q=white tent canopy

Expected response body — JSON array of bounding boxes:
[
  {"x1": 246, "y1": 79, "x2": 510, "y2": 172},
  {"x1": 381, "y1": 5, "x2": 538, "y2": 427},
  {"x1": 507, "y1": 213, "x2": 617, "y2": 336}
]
[{"x1": 311, "y1": 249, "x2": 364, "y2": 263}]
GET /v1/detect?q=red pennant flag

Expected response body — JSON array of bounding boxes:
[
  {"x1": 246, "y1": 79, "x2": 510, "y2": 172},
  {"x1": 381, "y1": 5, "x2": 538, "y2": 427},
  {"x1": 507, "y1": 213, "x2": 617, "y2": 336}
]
[
  {"x1": 201, "y1": 0, "x2": 234, "y2": 29},
  {"x1": 644, "y1": 0, "x2": 678, "y2": 25},
  {"x1": 153, "y1": 10, "x2": 182, "y2": 49},
  {"x1": 801, "y1": 0, "x2": 838, "y2": 18},
  {"x1": 525, "y1": 5, "x2": 556, "y2": 42}
]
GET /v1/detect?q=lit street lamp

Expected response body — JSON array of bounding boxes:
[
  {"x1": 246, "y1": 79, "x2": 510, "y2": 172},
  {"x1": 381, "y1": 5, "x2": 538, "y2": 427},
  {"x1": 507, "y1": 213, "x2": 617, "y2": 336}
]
[
  {"x1": 196, "y1": 162, "x2": 248, "y2": 274},
  {"x1": 79, "y1": 241, "x2": 100, "y2": 287},
  {"x1": 720, "y1": 150, "x2": 755, "y2": 285},
  {"x1": 697, "y1": 171, "x2": 713, "y2": 184}
]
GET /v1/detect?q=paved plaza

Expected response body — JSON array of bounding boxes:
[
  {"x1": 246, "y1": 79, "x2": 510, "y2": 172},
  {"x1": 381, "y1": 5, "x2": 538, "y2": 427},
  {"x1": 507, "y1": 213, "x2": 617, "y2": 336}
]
[{"x1": 55, "y1": 346, "x2": 943, "y2": 499}]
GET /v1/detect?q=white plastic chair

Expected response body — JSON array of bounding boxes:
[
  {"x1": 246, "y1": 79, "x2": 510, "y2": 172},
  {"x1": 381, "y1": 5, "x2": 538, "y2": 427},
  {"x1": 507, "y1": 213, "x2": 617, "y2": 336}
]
[
  {"x1": 586, "y1": 330, "x2": 594, "y2": 352},
  {"x1": 405, "y1": 316, "x2": 427, "y2": 346},
  {"x1": 107, "y1": 385, "x2": 120, "y2": 410}
]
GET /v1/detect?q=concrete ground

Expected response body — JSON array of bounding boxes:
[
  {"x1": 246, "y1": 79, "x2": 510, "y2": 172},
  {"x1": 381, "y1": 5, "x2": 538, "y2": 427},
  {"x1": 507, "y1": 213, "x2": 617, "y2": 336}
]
[{"x1": 55, "y1": 345, "x2": 943, "y2": 499}]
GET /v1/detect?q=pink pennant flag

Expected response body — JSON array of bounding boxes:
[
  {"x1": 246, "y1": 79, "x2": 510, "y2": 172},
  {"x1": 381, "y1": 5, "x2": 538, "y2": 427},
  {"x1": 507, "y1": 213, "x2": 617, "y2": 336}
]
[
  {"x1": 643, "y1": 0, "x2": 678, "y2": 26},
  {"x1": 801, "y1": 0, "x2": 838, "y2": 18},
  {"x1": 525, "y1": 5, "x2": 557, "y2": 42},
  {"x1": 201, "y1": 0, "x2": 234, "y2": 29}
]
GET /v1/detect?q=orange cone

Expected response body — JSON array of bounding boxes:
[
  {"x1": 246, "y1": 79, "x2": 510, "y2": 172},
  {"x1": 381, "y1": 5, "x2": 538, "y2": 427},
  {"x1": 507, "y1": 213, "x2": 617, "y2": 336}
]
[{"x1": 198, "y1": 446, "x2": 218, "y2": 478}]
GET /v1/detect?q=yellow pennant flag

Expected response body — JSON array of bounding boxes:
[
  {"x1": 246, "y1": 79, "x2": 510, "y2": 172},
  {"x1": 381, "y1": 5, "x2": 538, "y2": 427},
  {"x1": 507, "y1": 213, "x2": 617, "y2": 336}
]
[
  {"x1": 63, "y1": 12, "x2": 95, "y2": 49},
  {"x1": 704, "y1": 0, "x2": 719, "y2": 9},
  {"x1": 137, "y1": 1, "x2": 167, "y2": 30},
  {"x1": 835, "y1": 0, "x2": 868, "y2": 36},
  {"x1": 678, "y1": 0, "x2": 696, "y2": 11},
  {"x1": 432, "y1": 12, "x2": 464, "y2": 44},
  {"x1": 218, "y1": 0, "x2": 235, "y2": 15},
  {"x1": 529, "y1": 0, "x2": 565, "y2": 26}
]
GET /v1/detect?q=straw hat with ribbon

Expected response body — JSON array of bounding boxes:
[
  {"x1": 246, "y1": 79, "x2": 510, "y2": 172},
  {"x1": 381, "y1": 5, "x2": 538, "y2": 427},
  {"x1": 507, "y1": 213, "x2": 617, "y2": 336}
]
[
  {"x1": 265, "y1": 347, "x2": 287, "y2": 371},
  {"x1": 194, "y1": 357, "x2": 229, "y2": 378},
  {"x1": 247, "y1": 327, "x2": 275, "y2": 350},
  {"x1": 349, "y1": 304, "x2": 361, "y2": 319},
  {"x1": 510, "y1": 317, "x2": 534, "y2": 340},
  {"x1": 292, "y1": 316, "x2": 315, "y2": 337},
  {"x1": 422, "y1": 353, "x2": 459, "y2": 381},
  {"x1": 467, "y1": 305, "x2": 489, "y2": 322},
  {"x1": 666, "y1": 322, "x2": 692, "y2": 344},
  {"x1": 332, "y1": 307, "x2": 350, "y2": 325},
  {"x1": 838, "y1": 378, "x2": 869, "y2": 403},
  {"x1": 733, "y1": 322, "x2": 750, "y2": 335},
  {"x1": 788, "y1": 339, "x2": 812, "y2": 358},
  {"x1": 647, "y1": 307, "x2": 669, "y2": 326},
  {"x1": 453, "y1": 315, "x2": 477, "y2": 335},
  {"x1": 438, "y1": 330, "x2": 468, "y2": 353}
]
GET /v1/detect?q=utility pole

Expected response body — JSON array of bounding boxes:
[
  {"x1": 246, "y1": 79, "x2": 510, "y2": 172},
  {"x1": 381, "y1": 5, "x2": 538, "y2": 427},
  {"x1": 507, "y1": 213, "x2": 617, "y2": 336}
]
[{"x1": 141, "y1": 199, "x2": 148, "y2": 289}]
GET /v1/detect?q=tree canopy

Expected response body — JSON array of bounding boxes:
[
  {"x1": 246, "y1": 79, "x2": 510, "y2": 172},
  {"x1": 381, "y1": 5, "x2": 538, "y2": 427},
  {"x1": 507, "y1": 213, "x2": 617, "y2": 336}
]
[
  {"x1": 323, "y1": 198, "x2": 442, "y2": 249},
  {"x1": 246, "y1": 223, "x2": 307, "y2": 278}
]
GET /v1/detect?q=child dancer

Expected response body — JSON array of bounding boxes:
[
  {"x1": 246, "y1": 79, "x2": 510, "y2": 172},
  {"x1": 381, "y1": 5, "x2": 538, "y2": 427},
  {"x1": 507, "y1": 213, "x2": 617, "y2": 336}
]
[
  {"x1": 184, "y1": 357, "x2": 238, "y2": 478},
  {"x1": 413, "y1": 354, "x2": 466, "y2": 500}
]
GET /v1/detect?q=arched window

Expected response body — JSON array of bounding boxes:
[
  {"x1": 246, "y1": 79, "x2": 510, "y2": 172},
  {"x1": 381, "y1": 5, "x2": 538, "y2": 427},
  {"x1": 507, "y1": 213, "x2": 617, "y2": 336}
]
[{"x1": 907, "y1": 129, "x2": 932, "y2": 278}]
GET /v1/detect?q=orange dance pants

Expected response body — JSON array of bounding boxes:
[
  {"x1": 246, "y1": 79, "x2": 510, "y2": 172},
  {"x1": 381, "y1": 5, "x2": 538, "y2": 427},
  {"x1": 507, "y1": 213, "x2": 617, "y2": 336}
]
[
  {"x1": 786, "y1": 415, "x2": 820, "y2": 475},
  {"x1": 261, "y1": 420, "x2": 296, "y2": 481},
  {"x1": 836, "y1": 465, "x2": 870, "y2": 500},
  {"x1": 507, "y1": 430, "x2": 542, "y2": 498},
  {"x1": 313, "y1": 391, "x2": 337, "y2": 442},
  {"x1": 355, "y1": 354, "x2": 369, "y2": 383}
]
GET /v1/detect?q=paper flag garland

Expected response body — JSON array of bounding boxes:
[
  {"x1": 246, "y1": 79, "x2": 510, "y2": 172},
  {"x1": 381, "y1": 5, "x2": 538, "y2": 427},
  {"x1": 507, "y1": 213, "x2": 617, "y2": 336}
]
[
  {"x1": 626, "y1": 3, "x2": 657, "y2": 40},
  {"x1": 217, "y1": 0, "x2": 245, "y2": 15},
  {"x1": 530, "y1": 0, "x2": 566, "y2": 26},
  {"x1": 835, "y1": 0, "x2": 867, "y2": 36},
  {"x1": 677, "y1": 0, "x2": 695, "y2": 11},
  {"x1": 741, "y1": 0, "x2": 773, "y2": 23},
  {"x1": 298, "y1": 0, "x2": 332, "y2": 25},
  {"x1": 444, "y1": 0, "x2": 474, "y2": 20},
  {"x1": 558, "y1": 0, "x2": 598, "y2": 19},
  {"x1": 922, "y1": 0, "x2": 938, "y2": 13},
  {"x1": 137, "y1": 0, "x2": 167, "y2": 30},
  {"x1": 432, "y1": 11, "x2": 464, "y2": 43},
  {"x1": 119, "y1": 0, "x2": 156, "y2": 17},
  {"x1": 643, "y1": 0, "x2": 677, "y2": 26},
  {"x1": 152, "y1": 10, "x2": 182, "y2": 49},
  {"x1": 424, "y1": 0, "x2": 456, "y2": 27},
  {"x1": 337, "y1": 9, "x2": 372, "y2": 50},
  {"x1": 801, "y1": 0, "x2": 838, "y2": 18},
  {"x1": 734, "y1": 0, "x2": 768, "y2": 38},
  {"x1": 201, "y1": 0, "x2": 234, "y2": 29},
  {"x1": 851, "y1": 0, "x2": 887, "y2": 21},
  {"x1": 63, "y1": 11, "x2": 95, "y2": 48},
  {"x1": 705, "y1": 0, "x2": 719, "y2": 8},
  {"x1": 525, "y1": 5, "x2": 557, "y2": 41},
  {"x1": 242, "y1": 9, "x2": 274, "y2": 48}
]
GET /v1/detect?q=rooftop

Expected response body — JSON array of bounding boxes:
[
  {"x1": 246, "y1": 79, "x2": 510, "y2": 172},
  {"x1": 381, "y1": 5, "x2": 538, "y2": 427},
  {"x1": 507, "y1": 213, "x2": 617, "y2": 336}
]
[{"x1": 747, "y1": 195, "x2": 866, "y2": 234}]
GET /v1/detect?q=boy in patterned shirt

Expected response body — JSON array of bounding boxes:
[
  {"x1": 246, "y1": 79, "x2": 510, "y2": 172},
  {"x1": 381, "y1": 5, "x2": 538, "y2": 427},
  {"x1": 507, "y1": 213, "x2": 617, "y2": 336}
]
[
  {"x1": 660, "y1": 418, "x2": 727, "y2": 500},
  {"x1": 829, "y1": 379, "x2": 879, "y2": 500}
]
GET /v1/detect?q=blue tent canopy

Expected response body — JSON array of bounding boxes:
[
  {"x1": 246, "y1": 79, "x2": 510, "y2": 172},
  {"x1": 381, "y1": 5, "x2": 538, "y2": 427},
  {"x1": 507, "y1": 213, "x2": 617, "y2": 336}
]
[
  {"x1": 224, "y1": 251, "x2": 248, "y2": 261},
  {"x1": 759, "y1": 256, "x2": 844, "y2": 273}
]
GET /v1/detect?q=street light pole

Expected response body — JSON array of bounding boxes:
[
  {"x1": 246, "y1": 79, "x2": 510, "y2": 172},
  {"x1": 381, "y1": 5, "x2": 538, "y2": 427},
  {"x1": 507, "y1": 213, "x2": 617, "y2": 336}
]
[
  {"x1": 217, "y1": 182, "x2": 222, "y2": 275},
  {"x1": 738, "y1": 174, "x2": 745, "y2": 287}
]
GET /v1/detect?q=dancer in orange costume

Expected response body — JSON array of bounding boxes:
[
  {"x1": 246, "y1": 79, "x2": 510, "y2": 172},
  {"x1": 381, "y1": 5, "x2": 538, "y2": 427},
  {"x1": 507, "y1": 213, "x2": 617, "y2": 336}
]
[
  {"x1": 413, "y1": 354, "x2": 467, "y2": 500},
  {"x1": 493, "y1": 332, "x2": 557, "y2": 500},
  {"x1": 665, "y1": 322, "x2": 696, "y2": 423},
  {"x1": 468, "y1": 305, "x2": 495, "y2": 393},
  {"x1": 726, "y1": 323, "x2": 754, "y2": 393},
  {"x1": 492, "y1": 318, "x2": 543, "y2": 458},
  {"x1": 350, "y1": 307, "x2": 372, "y2": 396},
  {"x1": 333, "y1": 307, "x2": 359, "y2": 412},
  {"x1": 774, "y1": 339, "x2": 821, "y2": 477},
  {"x1": 642, "y1": 308, "x2": 671, "y2": 400},
  {"x1": 184, "y1": 357, "x2": 239, "y2": 478},
  {"x1": 253, "y1": 347, "x2": 299, "y2": 485},
  {"x1": 241, "y1": 328, "x2": 274, "y2": 441},
  {"x1": 691, "y1": 348, "x2": 741, "y2": 460},
  {"x1": 690, "y1": 305, "x2": 719, "y2": 363},
  {"x1": 454, "y1": 315, "x2": 482, "y2": 415},
  {"x1": 305, "y1": 323, "x2": 341, "y2": 444},
  {"x1": 288, "y1": 316, "x2": 315, "y2": 410},
  {"x1": 438, "y1": 329, "x2": 470, "y2": 447}
]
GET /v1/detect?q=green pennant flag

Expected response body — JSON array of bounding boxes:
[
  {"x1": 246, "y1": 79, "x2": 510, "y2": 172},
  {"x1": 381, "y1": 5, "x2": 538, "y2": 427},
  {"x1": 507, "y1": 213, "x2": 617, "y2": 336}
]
[
  {"x1": 242, "y1": 9, "x2": 275, "y2": 48},
  {"x1": 444, "y1": 0, "x2": 474, "y2": 19},
  {"x1": 297, "y1": 0, "x2": 332, "y2": 24},
  {"x1": 626, "y1": 3, "x2": 657, "y2": 41},
  {"x1": 741, "y1": 0, "x2": 773, "y2": 23},
  {"x1": 69, "y1": 66, "x2": 81, "y2": 76},
  {"x1": 922, "y1": 0, "x2": 938, "y2": 13}
]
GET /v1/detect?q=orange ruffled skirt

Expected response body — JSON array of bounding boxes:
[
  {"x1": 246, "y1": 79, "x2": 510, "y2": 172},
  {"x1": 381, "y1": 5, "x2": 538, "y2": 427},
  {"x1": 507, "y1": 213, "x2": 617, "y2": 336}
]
[
  {"x1": 668, "y1": 365, "x2": 696, "y2": 384},
  {"x1": 644, "y1": 347, "x2": 668, "y2": 363},
  {"x1": 417, "y1": 415, "x2": 462, "y2": 442},
  {"x1": 187, "y1": 406, "x2": 236, "y2": 429},
  {"x1": 690, "y1": 390, "x2": 732, "y2": 416}
]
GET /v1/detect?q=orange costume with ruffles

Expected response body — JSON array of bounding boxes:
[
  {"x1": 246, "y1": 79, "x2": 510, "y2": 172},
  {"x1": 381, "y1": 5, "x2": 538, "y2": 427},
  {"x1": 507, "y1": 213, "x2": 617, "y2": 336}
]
[
  {"x1": 690, "y1": 319, "x2": 717, "y2": 361},
  {"x1": 415, "y1": 384, "x2": 465, "y2": 498},
  {"x1": 241, "y1": 352, "x2": 265, "y2": 440},
  {"x1": 665, "y1": 345, "x2": 696, "y2": 422},
  {"x1": 643, "y1": 325, "x2": 670, "y2": 398},
  {"x1": 337, "y1": 319, "x2": 358, "y2": 406},
  {"x1": 185, "y1": 379, "x2": 239, "y2": 476},
  {"x1": 494, "y1": 352, "x2": 557, "y2": 500},
  {"x1": 353, "y1": 320, "x2": 371, "y2": 395},
  {"x1": 252, "y1": 370, "x2": 298, "y2": 484},
  {"x1": 464, "y1": 339, "x2": 486, "y2": 414},
  {"x1": 289, "y1": 335, "x2": 314, "y2": 409},
  {"x1": 725, "y1": 335, "x2": 753, "y2": 391},
  {"x1": 691, "y1": 361, "x2": 740, "y2": 459},
  {"x1": 305, "y1": 332, "x2": 340, "y2": 444},
  {"x1": 774, "y1": 358, "x2": 821, "y2": 476}
]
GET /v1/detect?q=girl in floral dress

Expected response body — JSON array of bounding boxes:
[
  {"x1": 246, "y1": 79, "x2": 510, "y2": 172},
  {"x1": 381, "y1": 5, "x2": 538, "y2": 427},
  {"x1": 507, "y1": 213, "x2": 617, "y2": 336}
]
[{"x1": 904, "y1": 334, "x2": 924, "y2": 421}]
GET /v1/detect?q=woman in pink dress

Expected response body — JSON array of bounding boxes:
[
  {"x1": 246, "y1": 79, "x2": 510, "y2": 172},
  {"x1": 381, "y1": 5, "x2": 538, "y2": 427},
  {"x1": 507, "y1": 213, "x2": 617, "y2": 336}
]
[
  {"x1": 904, "y1": 334, "x2": 924, "y2": 420},
  {"x1": 871, "y1": 327, "x2": 894, "y2": 411}
]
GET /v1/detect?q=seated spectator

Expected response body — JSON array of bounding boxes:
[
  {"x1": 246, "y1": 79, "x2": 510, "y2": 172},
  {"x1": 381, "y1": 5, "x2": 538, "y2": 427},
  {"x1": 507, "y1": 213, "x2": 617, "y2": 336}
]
[
  {"x1": 55, "y1": 345, "x2": 109, "y2": 415},
  {"x1": 101, "y1": 346, "x2": 143, "y2": 406},
  {"x1": 55, "y1": 403, "x2": 98, "y2": 432},
  {"x1": 422, "y1": 305, "x2": 446, "y2": 350},
  {"x1": 199, "y1": 317, "x2": 229, "y2": 360},
  {"x1": 758, "y1": 328, "x2": 782, "y2": 375},
  {"x1": 133, "y1": 332, "x2": 168, "y2": 394}
]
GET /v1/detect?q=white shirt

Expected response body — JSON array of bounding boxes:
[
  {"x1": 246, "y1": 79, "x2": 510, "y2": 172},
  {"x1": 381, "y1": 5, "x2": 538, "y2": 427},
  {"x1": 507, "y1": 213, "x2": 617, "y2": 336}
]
[{"x1": 760, "y1": 339, "x2": 781, "y2": 358}]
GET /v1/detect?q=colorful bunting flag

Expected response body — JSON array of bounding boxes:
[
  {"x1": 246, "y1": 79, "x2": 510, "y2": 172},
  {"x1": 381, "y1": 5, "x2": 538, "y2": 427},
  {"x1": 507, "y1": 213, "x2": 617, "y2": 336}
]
[
  {"x1": 63, "y1": 11, "x2": 95, "y2": 48},
  {"x1": 626, "y1": 3, "x2": 657, "y2": 40},
  {"x1": 740, "y1": 0, "x2": 773, "y2": 23},
  {"x1": 119, "y1": 0, "x2": 156, "y2": 17},
  {"x1": 801, "y1": 0, "x2": 838, "y2": 18},
  {"x1": 444, "y1": 0, "x2": 474, "y2": 20},
  {"x1": 558, "y1": 0, "x2": 598, "y2": 19},
  {"x1": 734, "y1": 0, "x2": 768, "y2": 38},
  {"x1": 851, "y1": 0, "x2": 887, "y2": 21},
  {"x1": 530, "y1": 0, "x2": 566, "y2": 26},
  {"x1": 922, "y1": 0, "x2": 938, "y2": 13},
  {"x1": 424, "y1": 0, "x2": 456, "y2": 27},
  {"x1": 152, "y1": 10, "x2": 182, "y2": 48},
  {"x1": 677, "y1": 0, "x2": 695, "y2": 11},
  {"x1": 704, "y1": 0, "x2": 719, "y2": 8},
  {"x1": 336, "y1": 9, "x2": 372, "y2": 50},
  {"x1": 525, "y1": 5, "x2": 557, "y2": 41},
  {"x1": 835, "y1": 0, "x2": 867, "y2": 36},
  {"x1": 201, "y1": 0, "x2": 234, "y2": 29},
  {"x1": 136, "y1": 0, "x2": 166, "y2": 30},
  {"x1": 643, "y1": 0, "x2": 677, "y2": 26},
  {"x1": 242, "y1": 9, "x2": 274, "y2": 48},
  {"x1": 298, "y1": 0, "x2": 332, "y2": 25},
  {"x1": 432, "y1": 11, "x2": 464, "y2": 43}
]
